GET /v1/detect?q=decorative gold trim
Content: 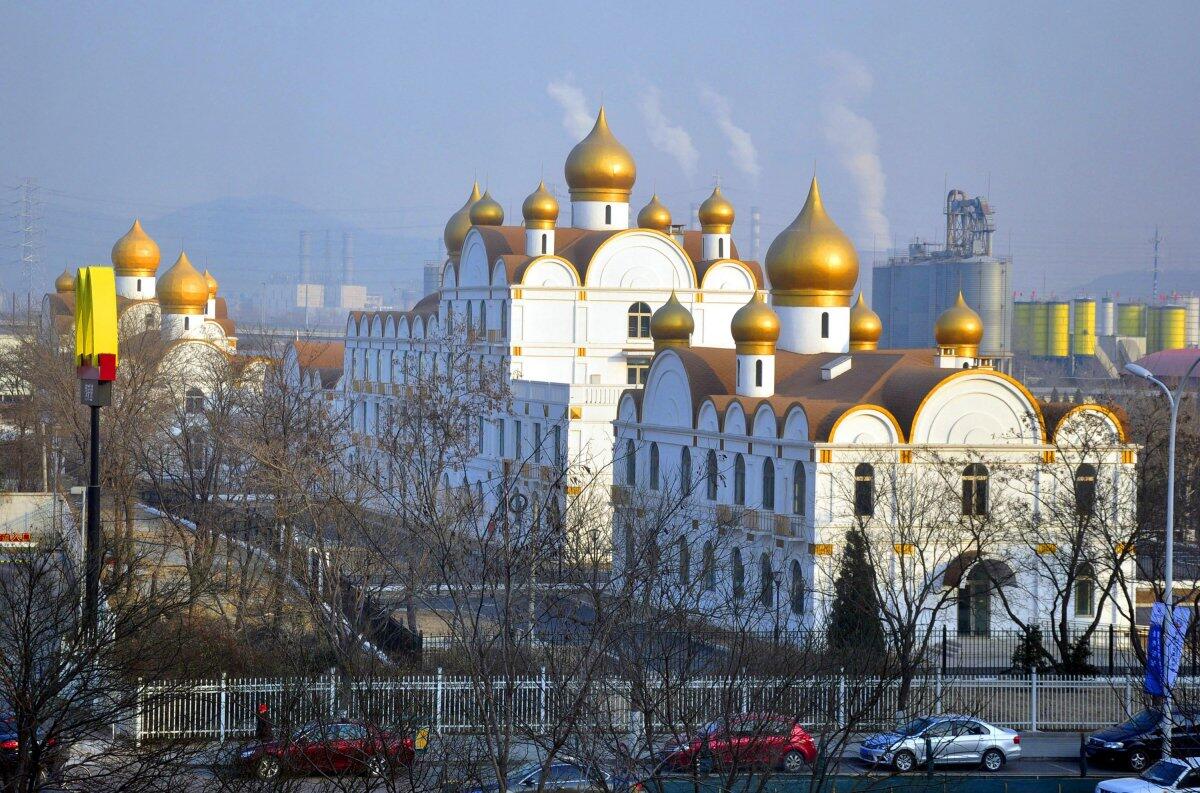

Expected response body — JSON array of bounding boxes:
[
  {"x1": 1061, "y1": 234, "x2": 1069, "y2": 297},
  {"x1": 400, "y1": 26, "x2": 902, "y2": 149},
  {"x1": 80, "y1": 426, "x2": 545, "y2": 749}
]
[
  {"x1": 1053, "y1": 403, "x2": 1130, "y2": 443},
  {"x1": 811, "y1": 543, "x2": 833, "y2": 557},
  {"x1": 512, "y1": 346, "x2": 521, "y2": 356},
  {"x1": 570, "y1": 406, "x2": 582, "y2": 420},
  {"x1": 909, "y1": 368, "x2": 1048, "y2": 443},
  {"x1": 771, "y1": 290, "x2": 852, "y2": 308},
  {"x1": 826, "y1": 404, "x2": 908, "y2": 444},
  {"x1": 819, "y1": 449, "x2": 832, "y2": 463},
  {"x1": 894, "y1": 543, "x2": 915, "y2": 555},
  {"x1": 1036, "y1": 543, "x2": 1057, "y2": 555},
  {"x1": 577, "y1": 347, "x2": 586, "y2": 356},
  {"x1": 735, "y1": 342, "x2": 776, "y2": 356},
  {"x1": 1043, "y1": 450, "x2": 1056, "y2": 463}
]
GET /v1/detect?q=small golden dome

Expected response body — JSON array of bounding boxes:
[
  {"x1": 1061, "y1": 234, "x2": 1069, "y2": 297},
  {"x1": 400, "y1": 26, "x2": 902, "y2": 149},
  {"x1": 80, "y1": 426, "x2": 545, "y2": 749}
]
[
  {"x1": 731, "y1": 292, "x2": 781, "y2": 355},
  {"x1": 55, "y1": 269, "x2": 75, "y2": 293},
  {"x1": 849, "y1": 292, "x2": 882, "y2": 350},
  {"x1": 203, "y1": 269, "x2": 219, "y2": 299},
  {"x1": 564, "y1": 107, "x2": 636, "y2": 202},
  {"x1": 522, "y1": 181, "x2": 559, "y2": 230},
  {"x1": 111, "y1": 219, "x2": 161, "y2": 277},
  {"x1": 156, "y1": 252, "x2": 209, "y2": 315},
  {"x1": 766, "y1": 177, "x2": 859, "y2": 308},
  {"x1": 637, "y1": 194, "x2": 672, "y2": 232},
  {"x1": 650, "y1": 290, "x2": 694, "y2": 350},
  {"x1": 443, "y1": 182, "x2": 483, "y2": 256},
  {"x1": 698, "y1": 185, "x2": 735, "y2": 234},
  {"x1": 934, "y1": 291, "x2": 984, "y2": 355},
  {"x1": 469, "y1": 190, "x2": 504, "y2": 226}
]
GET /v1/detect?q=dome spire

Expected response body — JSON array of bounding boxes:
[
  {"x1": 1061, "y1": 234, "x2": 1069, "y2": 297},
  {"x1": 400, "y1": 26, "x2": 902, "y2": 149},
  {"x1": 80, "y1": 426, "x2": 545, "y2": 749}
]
[
  {"x1": 564, "y1": 107, "x2": 636, "y2": 203},
  {"x1": 699, "y1": 185, "x2": 735, "y2": 234},
  {"x1": 765, "y1": 176, "x2": 859, "y2": 308},
  {"x1": 849, "y1": 291, "x2": 882, "y2": 351},
  {"x1": 650, "y1": 290, "x2": 694, "y2": 351},
  {"x1": 443, "y1": 181, "x2": 483, "y2": 257},
  {"x1": 522, "y1": 180, "x2": 559, "y2": 230},
  {"x1": 156, "y1": 252, "x2": 209, "y2": 315},
  {"x1": 111, "y1": 218, "x2": 161, "y2": 277},
  {"x1": 55, "y1": 268, "x2": 75, "y2": 294},
  {"x1": 469, "y1": 189, "x2": 504, "y2": 226},
  {"x1": 731, "y1": 291, "x2": 780, "y2": 355},
  {"x1": 934, "y1": 290, "x2": 984, "y2": 356},
  {"x1": 637, "y1": 194, "x2": 672, "y2": 232}
]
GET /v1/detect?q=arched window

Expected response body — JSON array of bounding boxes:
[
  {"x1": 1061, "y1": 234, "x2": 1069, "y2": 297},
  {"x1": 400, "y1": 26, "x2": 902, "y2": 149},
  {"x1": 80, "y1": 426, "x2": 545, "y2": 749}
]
[
  {"x1": 718, "y1": 238, "x2": 725, "y2": 258},
  {"x1": 479, "y1": 302, "x2": 487, "y2": 334},
  {"x1": 679, "y1": 537, "x2": 690, "y2": 584},
  {"x1": 762, "y1": 458, "x2": 775, "y2": 511},
  {"x1": 184, "y1": 316, "x2": 190, "y2": 331},
  {"x1": 821, "y1": 312, "x2": 830, "y2": 338},
  {"x1": 649, "y1": 443, "x2": 660, "y2": 490},
  {"x1": 1074, "y1": 563, "x2": 1096, "y2": 616},
  {"x1": 854, "y1": 463, "x2": 875, "y2": 518},
  {"x1": 628, "y1": 302, "x2": 652, "y2": 338},
  {"x1": 706, "y1": 450, "x2": 718, "y2": 500},
  {"x1": 702, "y1": 541, "x2": 716, "y2": 591},
  {"x1": 541, "y1": 234, "x2": 548, "y2": 254},
  {"x1": 680, "y1": 446, "x2": 692, "y2": 495},
  {"x1": 962, "y1": 463, "x2": 989, "y2": 516},
  {"x1": 625, "y1": 439, "x2": 636, "y2": 486},
  {"x1": 733, "y1": 454, "x2": 746, "y2": 505},
  {"x1": 137, "y1": 278, "x2": 142, "y2": 292},
  {"x1": 759, "y1": 553, "x2": 774, "y2": 607},
  {"x1": 732, "y1": 547, "x2": 745, "y2": 600},
  {"x1": 500, "y1": 304, "x2": 508, "y2": 338},
  {"x1": 792, "y1": 462, "x2": 807, "y2": 515},
  {"x1": 1075, "y1": 463, "x2": 1098, "y2": 517},
  {"x1": 790, "y1": 560, "x2": 806, "y2": 615},
  {"x1": 755, "y1": 359, "x2": 763, "y2": 387},
  {"x1": 466, "y1": 302, "x2": 474, "y2": 334},
  {"x1": 624, "y1": 522, "x2": 635, "y2": 565},
  {"x1": 185, "y1": 387, "x2": 205, "y2": 415},
  {"x1": 605, "y1": 204, "x2": 612, "y2": 225}
]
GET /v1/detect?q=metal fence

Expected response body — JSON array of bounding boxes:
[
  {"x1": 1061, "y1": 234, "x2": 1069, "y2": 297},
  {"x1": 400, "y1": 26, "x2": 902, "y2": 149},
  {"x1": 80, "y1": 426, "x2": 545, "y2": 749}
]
[{"x1": 134, "y1": 671, "x2": 1183, "y2": 744}]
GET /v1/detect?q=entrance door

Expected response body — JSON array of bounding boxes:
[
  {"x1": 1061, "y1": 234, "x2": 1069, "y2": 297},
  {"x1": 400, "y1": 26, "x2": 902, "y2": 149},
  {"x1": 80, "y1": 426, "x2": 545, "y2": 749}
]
[{"x1": 957, "y1": 566, "x2": 992, "y2": 636}]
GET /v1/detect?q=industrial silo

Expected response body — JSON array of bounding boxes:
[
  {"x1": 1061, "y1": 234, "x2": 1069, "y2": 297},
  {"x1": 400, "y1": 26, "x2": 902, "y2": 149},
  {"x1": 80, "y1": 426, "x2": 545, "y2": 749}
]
[
  {"x1": 1117, "y1": 302, "x2": 1145, "y2": 337},
  {"x1": 1072, "y1": 298, "x2": 1096, "y2": 357},
  {"x1": 1030, "y1": 301, "x2": 1049, "y2": 357},
  {"x1": 1159, "y1": 305, "x2": 1187, "y2": 351},
  {"x1": 1099, "y1": 297, "x2": 1115, "y2": 336},
  {"x1": 1012, "y1": 300, "x2": 1032, "y2": 354},
  {"x1": 1047, "y1": 301, "x2": 1070, "y2": 358},
  {"x1": 1146, "y1": 306, "x2": 1163, "y2": 353},
  {"x1": 1185, "y1": 295, "x2": 1200, "y2": 347}
]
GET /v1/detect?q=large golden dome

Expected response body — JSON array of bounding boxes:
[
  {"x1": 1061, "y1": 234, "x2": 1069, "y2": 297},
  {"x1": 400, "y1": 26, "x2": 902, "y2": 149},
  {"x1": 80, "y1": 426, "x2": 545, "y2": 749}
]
[
  {"x1": 766, "y1": 177, "x2": 859, "y2": 307},
  {"x1": 650, "y1": 290, "x2": 694, "y2": 350},
  {"x1": 731, "y1": 292, "x2": 780, "y2": 355},
  {"x1": 469, "y1": 190, "x2": 504, "y2": 226},
  {"x1": 637, "y1": 194, "x2": 672, "y2": 232},
  {"x1": 55, "y1": 269, "x2": 75, "y2": 294},
  {"x1": 935, "y1": 291, "x2": 984, "y2": 354},
  {"x1": 203, "y1": 269, "x2": 219, "y2": 299},
  {"x1": 522, "y1": 181, "x2": 559, "y2": 230},
  {"x1": 111, "y1": 219, "x2": 161, "y2": 277},
  {"x1": 564, "y1": 107, "x2": 636, "y2": 202},
  {"x1": 443, "y1": 182, "x2": 482, "y2": 256},
  {"x1": 157, "y1": 252, "x2": 209, "y2": 315},
  {"x1": 849, "y1": 292, "x2": 882, "y2": 350},
  {"x1": 698, "y1": 186, "x2": 734, "y2": 233}
]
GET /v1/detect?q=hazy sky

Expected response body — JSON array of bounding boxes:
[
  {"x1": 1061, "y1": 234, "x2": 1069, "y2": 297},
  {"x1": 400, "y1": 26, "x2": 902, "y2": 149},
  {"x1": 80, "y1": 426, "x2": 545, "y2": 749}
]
[{"x1": 2, "y1": 2, "x2": 1198, "y2": 294}]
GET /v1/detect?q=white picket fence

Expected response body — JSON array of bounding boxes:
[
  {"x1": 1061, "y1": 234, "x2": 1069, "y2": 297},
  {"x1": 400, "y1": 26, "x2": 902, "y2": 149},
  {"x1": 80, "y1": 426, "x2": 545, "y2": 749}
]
[{"x1": 134, "y1": 670, "x2": 1179, "y2": 744}]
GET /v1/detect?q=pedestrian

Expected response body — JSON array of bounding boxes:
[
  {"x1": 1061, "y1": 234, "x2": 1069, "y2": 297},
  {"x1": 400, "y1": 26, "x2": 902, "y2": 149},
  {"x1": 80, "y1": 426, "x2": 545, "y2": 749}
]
[{"x1": 255, "y1": 703, "x2": 274, "y2": 741}]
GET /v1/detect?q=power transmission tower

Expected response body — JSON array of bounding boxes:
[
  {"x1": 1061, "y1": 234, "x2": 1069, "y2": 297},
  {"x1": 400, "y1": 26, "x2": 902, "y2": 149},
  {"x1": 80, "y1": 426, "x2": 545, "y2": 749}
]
[
  {"x1": 1151, "y1": 226, "x2": 1162, "y2": 300},
  {"x1": 17, "y1": 178, "x2": 44, "y2": 306}
]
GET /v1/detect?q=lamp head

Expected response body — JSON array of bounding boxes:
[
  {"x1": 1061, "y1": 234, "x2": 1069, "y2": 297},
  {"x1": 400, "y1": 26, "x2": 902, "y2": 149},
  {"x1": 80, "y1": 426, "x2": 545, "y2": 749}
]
[{"x1": 1124, "y1": 363, "x2": 1153, "y2": 379}]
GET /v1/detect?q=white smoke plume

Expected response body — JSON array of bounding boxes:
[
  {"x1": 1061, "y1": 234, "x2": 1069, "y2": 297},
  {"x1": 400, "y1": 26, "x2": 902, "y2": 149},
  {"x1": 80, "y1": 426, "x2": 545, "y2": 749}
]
[
  {"x1": 639, "y1": 87, "x2": 699, "y2": 177},
  {"x1": 699, "y1": 86, "x2": 760, "y2": 179},
  {"x1": 821, "y1": 51, "x2": 891, "y2": 244},
  {"x1": 546, "y1": 79, "x2": 593, "y2": 139}
]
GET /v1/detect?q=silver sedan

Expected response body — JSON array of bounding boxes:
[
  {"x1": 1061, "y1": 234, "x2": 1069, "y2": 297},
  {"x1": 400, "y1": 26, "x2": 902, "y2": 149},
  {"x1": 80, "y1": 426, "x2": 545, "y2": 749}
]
[{"x1": 858, "y1": 715, "x2": 1022, "y2": 773}]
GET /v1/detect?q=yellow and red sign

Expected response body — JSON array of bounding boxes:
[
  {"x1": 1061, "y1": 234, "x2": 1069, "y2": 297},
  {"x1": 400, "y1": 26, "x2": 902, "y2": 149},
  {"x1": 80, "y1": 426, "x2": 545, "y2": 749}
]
[{"x1": 74, "y1": 266, "x2": 118, "y2": 381}]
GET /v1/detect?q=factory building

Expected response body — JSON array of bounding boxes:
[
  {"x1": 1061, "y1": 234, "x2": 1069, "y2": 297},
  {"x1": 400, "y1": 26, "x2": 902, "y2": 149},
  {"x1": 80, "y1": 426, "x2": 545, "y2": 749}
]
[{"x1": 872, "y1": 190, "x2": 1011, "y2": 366}]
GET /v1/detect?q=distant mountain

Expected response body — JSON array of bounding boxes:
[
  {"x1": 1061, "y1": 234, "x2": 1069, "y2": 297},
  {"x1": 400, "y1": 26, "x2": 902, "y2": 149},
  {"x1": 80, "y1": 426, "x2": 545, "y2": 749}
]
[
  {"x1": 1063, "y1": 268, "x2": 1200, "y2": 301},
  {"x1": 35, "y1": 195, "x2": 438, "y2": 304}
]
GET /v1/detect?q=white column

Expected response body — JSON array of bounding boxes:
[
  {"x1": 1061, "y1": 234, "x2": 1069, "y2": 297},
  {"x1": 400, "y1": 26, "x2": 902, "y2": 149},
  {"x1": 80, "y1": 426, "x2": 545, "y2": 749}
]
[
  {"x1": 774, "y1": 305, "x2": 850, "y2": 354},
  {"x1": 116, "y1": 275, "x2": 155, "y2": 301},
  {"x1": 571, "y1": 201, "x2": 629, "y2": 230},
  {"x1": 735, "y1": 353, "x2": 775, "y2": 397}
]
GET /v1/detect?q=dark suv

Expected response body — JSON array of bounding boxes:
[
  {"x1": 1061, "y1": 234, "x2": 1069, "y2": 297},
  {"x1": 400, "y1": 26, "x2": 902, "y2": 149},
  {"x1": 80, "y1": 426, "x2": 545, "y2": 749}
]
[{"x1": 1085, "y1": 709, "x2": 1200, "y2": 771}]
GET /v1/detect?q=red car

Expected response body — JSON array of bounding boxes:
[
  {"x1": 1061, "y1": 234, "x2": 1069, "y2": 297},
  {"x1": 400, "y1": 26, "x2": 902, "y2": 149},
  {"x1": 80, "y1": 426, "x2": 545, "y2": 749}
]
[
  {"x1": 234, "y1": 719, "x2": 416, "y2": 780},
  {"x1": 662, "y1": 715, "x2": 817, "y2": 774}
]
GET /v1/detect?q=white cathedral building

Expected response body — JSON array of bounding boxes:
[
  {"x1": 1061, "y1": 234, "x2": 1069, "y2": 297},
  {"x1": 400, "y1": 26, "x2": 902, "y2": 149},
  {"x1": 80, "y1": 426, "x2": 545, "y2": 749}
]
[{"x1": 342, "y1": 107, "x2": 1139, "y2": 637}]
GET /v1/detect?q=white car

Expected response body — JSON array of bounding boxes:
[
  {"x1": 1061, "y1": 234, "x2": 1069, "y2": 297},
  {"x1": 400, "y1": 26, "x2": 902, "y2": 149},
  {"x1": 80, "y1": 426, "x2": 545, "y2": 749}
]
[{"x1": 1096, "y1": 758, "x2": 1200, "y2": 793}]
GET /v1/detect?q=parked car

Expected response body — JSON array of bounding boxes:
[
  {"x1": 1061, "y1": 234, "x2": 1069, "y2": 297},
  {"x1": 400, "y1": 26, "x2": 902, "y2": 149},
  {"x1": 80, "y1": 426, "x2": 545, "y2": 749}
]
[
  {"x1": 1085, "y1": 709, "x2": 1200, "y2": 772},
  {"x1": 234, "y1": 719, "x2": 416, "y2": 780},
  {"x1": 462, "y1": 759, "x2": 641, "y2": 793},
  {"x1": 858, "y1": 715, "x2": 1021, "y2": 773},
  {"x1": 1094, "y1": 757, "x2": 1200, "y2": 793},
  {"x1": 0, "y1": 714, "x2": 66, "y2": 783},
  {"x1": 660, "y1": 714, "x2": 817, "y2": 773}
]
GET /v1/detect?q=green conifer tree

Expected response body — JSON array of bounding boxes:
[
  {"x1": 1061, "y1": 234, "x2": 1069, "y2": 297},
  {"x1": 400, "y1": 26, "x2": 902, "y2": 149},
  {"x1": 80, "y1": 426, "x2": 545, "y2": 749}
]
[{"x1": 827, "y1": 526, "x2": 885, "y2": 666}]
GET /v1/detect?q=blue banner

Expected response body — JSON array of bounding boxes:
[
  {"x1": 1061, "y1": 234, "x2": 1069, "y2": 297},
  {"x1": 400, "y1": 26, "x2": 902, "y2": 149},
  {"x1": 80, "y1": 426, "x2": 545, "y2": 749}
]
[{"x1": 1145, "y1": 602, "x2": 1192, "y2": 696}]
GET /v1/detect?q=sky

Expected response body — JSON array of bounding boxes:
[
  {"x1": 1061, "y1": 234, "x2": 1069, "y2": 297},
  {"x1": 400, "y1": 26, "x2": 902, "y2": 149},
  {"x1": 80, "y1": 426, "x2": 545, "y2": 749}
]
[{"x1": 1, "y1": 1, "x2": 1198, "y2": 297}]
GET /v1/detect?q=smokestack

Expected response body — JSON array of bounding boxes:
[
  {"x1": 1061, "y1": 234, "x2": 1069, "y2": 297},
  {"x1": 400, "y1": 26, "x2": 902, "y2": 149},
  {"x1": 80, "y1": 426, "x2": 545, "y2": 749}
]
[
  {"x1": 299, "y1": 231, "x2": 312, "y2": 282},
  {"x1": 751, "y1": 206, "x2": 762, "y2": 261},
  {"x1": 342, "y1": 231, "x2": 355, "y2": 285},
  {"x1": 690, "y1": 203, "x2": 700, "y2": 231}
]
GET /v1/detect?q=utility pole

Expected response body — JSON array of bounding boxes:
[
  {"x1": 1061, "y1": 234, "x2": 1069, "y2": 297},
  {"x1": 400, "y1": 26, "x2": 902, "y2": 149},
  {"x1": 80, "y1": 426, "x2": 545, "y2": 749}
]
[
  {"x1": 1151, "y1": 227, "x2": 1163, "y2": 301},
  {"x1": 17, "y1": 179, "x2": 43, "y2": 307}
]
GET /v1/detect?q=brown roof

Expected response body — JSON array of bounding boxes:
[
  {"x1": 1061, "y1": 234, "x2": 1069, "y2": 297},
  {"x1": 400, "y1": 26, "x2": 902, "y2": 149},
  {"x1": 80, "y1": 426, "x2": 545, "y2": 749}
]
[
  {"x1": 292, "y1": 339, "x2": 344, "y2": 371},
  {"x1": 1041, "y1": 400, "x2": 1131, "y2": 442},
  {"x1": 211, "y1": 317, "x2": 237, "y2": 336},
  {"x1": 213, "y1": 296, "x2": 229, "y2": 319},
  {"x1": 410, "y1": 291, "x2": 441, "y2": 317}
]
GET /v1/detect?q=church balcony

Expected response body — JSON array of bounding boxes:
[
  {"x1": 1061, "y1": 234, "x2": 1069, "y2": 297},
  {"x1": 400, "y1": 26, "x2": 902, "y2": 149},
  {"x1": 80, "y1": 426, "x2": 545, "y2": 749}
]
[{"x1": 512, "y1": 379, "x2": 628, "y2": 412}]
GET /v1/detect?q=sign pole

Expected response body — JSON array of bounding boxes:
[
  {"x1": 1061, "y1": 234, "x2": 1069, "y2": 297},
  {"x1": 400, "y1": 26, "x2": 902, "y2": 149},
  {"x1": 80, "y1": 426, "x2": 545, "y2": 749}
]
[{"x1": 84, "y1": 403, "x2": 101, "y2": 634}]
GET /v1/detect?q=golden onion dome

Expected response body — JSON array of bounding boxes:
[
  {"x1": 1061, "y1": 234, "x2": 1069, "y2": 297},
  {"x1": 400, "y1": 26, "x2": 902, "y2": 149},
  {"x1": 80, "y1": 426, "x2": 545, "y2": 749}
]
[
  {"x1": 522, "y1": 181, "x2": 559, "y2": 230},
  {"x1": 650, "y1": 290, "x2": 694, "y2": 351},
  {"x1": 54, "y1": 269, "x2": 75, "y2": 294},
  {"x1": 111, "y1": 219, "x2": 161, "y2": 277},
  {"x1": 203, "y1": 269, "x2": 219, "y2": 299},
  {"x1": 766, "y1": 177, "x2": 859, "y2": 307},
  {"x1": 849, "y1": 292, "x2": 883, "y2": 351},
  {"x1": 698, "y1": 185, "x2": 735, "y2": 234},
  {"x1": 443, "y1": 182, "x2": 483, "y2": 257},
  {"x1": 934, "y1": 291, "x2": 984, "y2": 354},
  {"x1": 637, "y1": 194, "x2": 672, "y2": 232},
  {"x1": 564, "y1": 107, "x2": 636, "y2": 202},
  {"x1": 469, "y1": 189, "x2": 504, "y2": 226},
  {"x1": 156, "y1": 252, "x2": 209, "y2": 315},
  {"x1": 731, "y1": 292, "x2": 781, "y2": 355}
]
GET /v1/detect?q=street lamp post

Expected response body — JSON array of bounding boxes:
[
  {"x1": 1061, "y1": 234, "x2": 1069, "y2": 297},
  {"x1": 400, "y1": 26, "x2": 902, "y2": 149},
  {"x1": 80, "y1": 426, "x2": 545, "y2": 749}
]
[{"x1": 1125, "y1": 357, "x2": 1200, "y2": 758}]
